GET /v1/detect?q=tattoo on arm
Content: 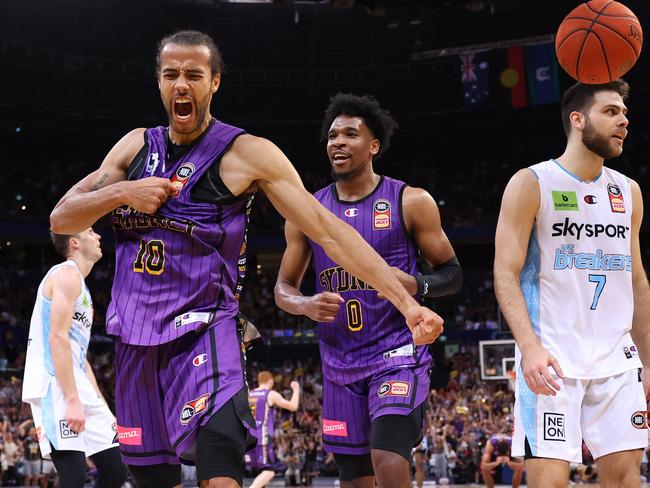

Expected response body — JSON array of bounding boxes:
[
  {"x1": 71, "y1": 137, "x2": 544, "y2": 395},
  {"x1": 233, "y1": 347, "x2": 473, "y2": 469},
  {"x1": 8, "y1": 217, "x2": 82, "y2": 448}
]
[{"x1": 91, "y1": 173, "x2": 109, "y2": 191}]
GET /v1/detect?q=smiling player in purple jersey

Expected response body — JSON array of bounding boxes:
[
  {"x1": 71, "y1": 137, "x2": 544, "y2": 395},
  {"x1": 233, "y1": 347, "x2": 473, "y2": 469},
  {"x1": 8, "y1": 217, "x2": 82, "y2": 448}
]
[
  {"x1": 275, "y1": 94, "x2": 462, "y2": 488},
  {"x1": 50, "y1": 32, "x2": 443, "y2": 488}
]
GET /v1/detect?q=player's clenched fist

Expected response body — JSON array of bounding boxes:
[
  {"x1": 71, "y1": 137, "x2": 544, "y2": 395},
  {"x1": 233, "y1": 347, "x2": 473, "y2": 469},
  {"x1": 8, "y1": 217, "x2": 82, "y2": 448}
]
[
  {"x1": 303, "y1": 292, "x2": 344, "y2": 322},
  {"x1": 405, "y1": 305, "x2": 444, "y2": 345},
  {"x1": 125, "y1": 177, "x2": 177, "y2": 214}
]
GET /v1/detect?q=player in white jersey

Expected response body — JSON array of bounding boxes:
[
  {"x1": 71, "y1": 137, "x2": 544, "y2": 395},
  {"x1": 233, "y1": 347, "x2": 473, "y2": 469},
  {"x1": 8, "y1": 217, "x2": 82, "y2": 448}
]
[
  {"x1": 22, "y1": 228, "x2": 127, "y2": 488},
  {"x1": 495, "y1": 79, "x2": 650, "y2": 488}
]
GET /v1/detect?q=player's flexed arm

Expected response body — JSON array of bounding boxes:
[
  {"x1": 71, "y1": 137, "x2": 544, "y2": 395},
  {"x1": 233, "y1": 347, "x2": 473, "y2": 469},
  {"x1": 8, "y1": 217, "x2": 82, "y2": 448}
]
[
  {"x1": 221, "y1": 134, "x2": 443, "y2": 344},
  {"x1": 275, "y1": 221, "x2": 345, "y2": 323},
  {"x1": 494, "y1": 169, "x2": 564, "y2": 396},
  {"x1": 268, "y1": 381, "x2": 301, "y2": 412},
  {"x1": 628, "y1": 180, "x2": 650, "y2": 399},
  {"x1": 50, "y1": 128, "x2": 176, "y2": 234}
]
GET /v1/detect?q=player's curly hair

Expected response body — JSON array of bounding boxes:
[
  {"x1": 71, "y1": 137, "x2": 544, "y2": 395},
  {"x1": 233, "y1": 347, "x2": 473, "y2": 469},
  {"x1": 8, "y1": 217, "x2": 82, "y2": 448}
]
[
  {"x1": 320, "y1": 93, "x2": 398, "y2": 159},
  {"x1": 561, "y1": 79, "x2": 629, "y2": 136}
]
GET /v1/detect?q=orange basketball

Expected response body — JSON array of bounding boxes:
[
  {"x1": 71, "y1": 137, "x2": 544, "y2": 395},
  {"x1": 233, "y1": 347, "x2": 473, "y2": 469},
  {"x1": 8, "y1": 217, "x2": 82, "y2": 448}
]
[{"x1": 555, "y1": 0, "x2": 643, "y2": 84}]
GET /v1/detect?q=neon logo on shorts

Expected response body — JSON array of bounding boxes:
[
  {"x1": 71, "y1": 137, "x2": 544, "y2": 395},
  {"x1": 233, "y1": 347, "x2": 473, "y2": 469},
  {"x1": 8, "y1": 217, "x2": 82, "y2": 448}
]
[
  {"x1": 322, "y1": 419, "x2": 348, "y2": 437},
  {"x1": 59, "y1": 420, "x2": 78, "y2": 439}
]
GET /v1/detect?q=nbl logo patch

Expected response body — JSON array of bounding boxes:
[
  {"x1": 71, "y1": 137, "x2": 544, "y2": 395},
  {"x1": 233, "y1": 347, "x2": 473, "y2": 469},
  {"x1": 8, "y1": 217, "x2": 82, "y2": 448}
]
[
  {"x1": 377, "y1": 380, "x2": 411, "y2": 397},
  {"x1": 607, "y1": 183, "x2": 625, "y2": 213},
  {"x1": 180, "y1": 393, "x2": 210, "y2": 425},
  {"x1": 631, "y1": 411, "x2": 648, "y2": 429},
  {"x1": 170, "y1": 162, "x2": 195, "y2": 197},
  {"x1": 59, "y1": 420, "x2": 78, "y2": 439},
  {"x1": 373, "y1": 199, "x2": 391, "y2": 230},
  {"x1": 543, "y1": 413, "x2": 565, "y2": 441}
]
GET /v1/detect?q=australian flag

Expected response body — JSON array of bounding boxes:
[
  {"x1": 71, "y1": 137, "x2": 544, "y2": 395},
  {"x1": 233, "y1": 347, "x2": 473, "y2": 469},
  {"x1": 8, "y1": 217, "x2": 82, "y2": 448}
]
[{"x1": 459, "y1": 51, "x2": 489, "y2": 108}]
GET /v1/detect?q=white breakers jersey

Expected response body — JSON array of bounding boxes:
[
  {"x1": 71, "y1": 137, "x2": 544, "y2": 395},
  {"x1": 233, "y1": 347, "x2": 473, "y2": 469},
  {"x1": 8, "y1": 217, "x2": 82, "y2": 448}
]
[
  {"x1": 23, "y1": 260, "x2": 93, "y2": 401},
  {"x1": 22, "y1": 260, "x2": 117, "y2": 458},
  {"x1": 517, "y1": 159, "x2": 641, "y2": 379}
]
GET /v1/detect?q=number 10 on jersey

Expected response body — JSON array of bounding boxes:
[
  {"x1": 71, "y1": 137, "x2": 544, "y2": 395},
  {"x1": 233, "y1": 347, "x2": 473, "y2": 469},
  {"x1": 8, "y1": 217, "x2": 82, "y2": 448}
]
[{"x1": 133, "y1": 239, "x2": 165, "y2": 275}]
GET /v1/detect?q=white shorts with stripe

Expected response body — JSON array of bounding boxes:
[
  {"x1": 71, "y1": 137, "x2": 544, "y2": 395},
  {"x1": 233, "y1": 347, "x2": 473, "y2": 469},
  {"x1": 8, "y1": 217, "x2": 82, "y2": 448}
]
[
  {"x1": 26, "y1": 372, "x2": 118, "y2": 459},
  {"x1": 512, "y1": 368, "x2": 647, "y2": 462}
]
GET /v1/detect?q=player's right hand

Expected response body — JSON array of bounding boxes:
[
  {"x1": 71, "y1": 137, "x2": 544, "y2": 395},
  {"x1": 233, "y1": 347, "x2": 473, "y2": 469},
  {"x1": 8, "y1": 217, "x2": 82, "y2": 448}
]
[
  {"x1": 125, "y1": 177, "x2": 177, "y2": 214},
  {"x1": 303, "y1": 292, "x2": 344, "y2": 322},
  {"x1": 290, "y1": 381, "x2": 300, "y2": 391},
  {"x1": 405, "y1": 305, "x2": 444, "y2": 345},
  {"x1": 65, "y1": 397, "x2": 86, "y2": 434},
  {"x1": 521, "y1": 344, "x2": 564, "y2": 396}
]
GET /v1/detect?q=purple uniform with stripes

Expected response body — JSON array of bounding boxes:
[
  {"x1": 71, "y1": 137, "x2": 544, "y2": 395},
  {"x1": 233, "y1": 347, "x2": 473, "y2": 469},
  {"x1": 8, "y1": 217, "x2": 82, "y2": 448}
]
[
  {"x1": 245, "y1": 388, "x2": 276, "y2": 470},
  {"x1": 107, "y1": 120, "x2": 256, "y2": 465},
  {"x1": 309, "y1": 176, "x2": 431, "y2": 455}
]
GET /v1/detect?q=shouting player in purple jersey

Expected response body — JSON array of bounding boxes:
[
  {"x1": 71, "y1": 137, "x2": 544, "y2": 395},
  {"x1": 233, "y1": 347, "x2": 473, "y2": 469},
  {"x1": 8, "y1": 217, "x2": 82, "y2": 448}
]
[
  {"x1": 245, "y1": 371, "x2": 300, "y2": 488},
  {"x1": 49, "y1": 32, "x2": 443, "y2": 488},
  {"x1": 275, "y1": 94, "x2": 462, "y2": 488}
]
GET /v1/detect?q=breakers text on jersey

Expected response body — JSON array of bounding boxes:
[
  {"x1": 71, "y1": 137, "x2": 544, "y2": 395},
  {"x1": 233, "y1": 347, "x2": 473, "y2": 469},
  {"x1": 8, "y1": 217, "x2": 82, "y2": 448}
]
[
  {"x1": 319, "y1": 266, "x2": 375, "y2": 294},
  {"x1": 554, "y1": 245, "x2": 632, "y2": 272},
  {"x1": 112, "y1": 206, "x2": 197, "y2": 236},
  {"x1": 551, "y1": 218, "x2": 628, "y2": 240}
]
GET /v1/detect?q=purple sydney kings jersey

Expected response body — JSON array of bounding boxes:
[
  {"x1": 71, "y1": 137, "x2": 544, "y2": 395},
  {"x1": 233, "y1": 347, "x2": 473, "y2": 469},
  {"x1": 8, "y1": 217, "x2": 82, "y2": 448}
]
[
  {"x1": 309, "y1": 176, "x2": 431, "y2": 385},
  {"x1": 107, "y1": 120, "x2": 252, "y2": 345},
  {"x1": 248, "y1": 388, "x2": 275, "y2": 449}
]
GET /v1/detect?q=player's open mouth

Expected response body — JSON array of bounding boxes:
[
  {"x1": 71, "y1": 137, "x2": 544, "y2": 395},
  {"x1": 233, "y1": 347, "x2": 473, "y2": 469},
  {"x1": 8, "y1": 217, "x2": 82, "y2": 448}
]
[
  {"x1": 612, "y1": 134, "x2": 624, "y2": 145},
  {"x1": 332, "y1": 152, "x2": 351, "y2": 164},
  {"x1": 173, "y1": 96, "x2": 194, "y2": 121}
]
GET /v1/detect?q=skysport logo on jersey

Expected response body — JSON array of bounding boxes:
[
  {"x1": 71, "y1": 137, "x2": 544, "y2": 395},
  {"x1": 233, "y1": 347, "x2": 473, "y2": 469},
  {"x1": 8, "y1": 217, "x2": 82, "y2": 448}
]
[
  {"x1": 180, "y1": 393, "x2": 210, "y2": 425},
  {"x1": 552, "y1": 191, "x2": 579, "y2": 211},
  {"x1": 551, "y1": 218, "x2": 629, "y2": 240}
]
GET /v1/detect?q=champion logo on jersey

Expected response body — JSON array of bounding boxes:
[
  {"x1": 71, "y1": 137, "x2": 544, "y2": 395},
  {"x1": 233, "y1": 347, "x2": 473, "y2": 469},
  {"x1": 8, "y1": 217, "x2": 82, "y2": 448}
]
[
  {"x1": 192, "y1": 354, "x2": 208, "y2": 367},
  {"x1": 607, "y1": 184, "x2": 625, "y2": 213},
  {"x1": 170, "y1": 162, "x2": 195, "y2": 198},
  {"x1": 344, "y1": 208, "x2": 359, "y2": 218},
  {"x1": 373, "y1": 199, "x2": 391, "y2": 230},
  {"x1": 584, "y1": 195, "x2": 597, "y2": 204}
]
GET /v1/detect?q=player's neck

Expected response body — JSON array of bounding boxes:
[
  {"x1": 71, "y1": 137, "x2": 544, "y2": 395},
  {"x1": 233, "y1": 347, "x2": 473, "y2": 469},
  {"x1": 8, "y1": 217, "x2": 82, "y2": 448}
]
[
  {"x1": 556, "y1": 144, "x2": 604, "y2": 183},
  {"x1": 335, "y1": 170, "x2": 381, "y2": 201},
  {"x1": 68, "y1": 256, "x2": 93, "y2": 278},
  {"x1": 168, "y1": 116, "x2": 213, "y2": 146}
]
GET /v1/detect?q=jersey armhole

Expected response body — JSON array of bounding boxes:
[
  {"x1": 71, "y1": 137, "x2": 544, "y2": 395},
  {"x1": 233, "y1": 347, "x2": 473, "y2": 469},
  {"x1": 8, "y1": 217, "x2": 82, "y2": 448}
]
[{"x1": 527, "y1": 167, "x2": 544, "y2": 221}]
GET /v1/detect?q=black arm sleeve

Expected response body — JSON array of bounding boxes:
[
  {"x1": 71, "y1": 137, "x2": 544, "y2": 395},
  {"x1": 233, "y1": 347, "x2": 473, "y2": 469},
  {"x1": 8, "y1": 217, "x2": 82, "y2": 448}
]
[{"x1": 415, "y1": 256, "x2": 463, "y2": 298}]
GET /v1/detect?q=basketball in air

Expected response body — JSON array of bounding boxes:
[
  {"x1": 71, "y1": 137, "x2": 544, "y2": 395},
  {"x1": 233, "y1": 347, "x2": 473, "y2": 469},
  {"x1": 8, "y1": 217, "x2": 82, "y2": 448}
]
[{"x1": 555, "y1": 0, "x2": 642, "y2": 84}]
